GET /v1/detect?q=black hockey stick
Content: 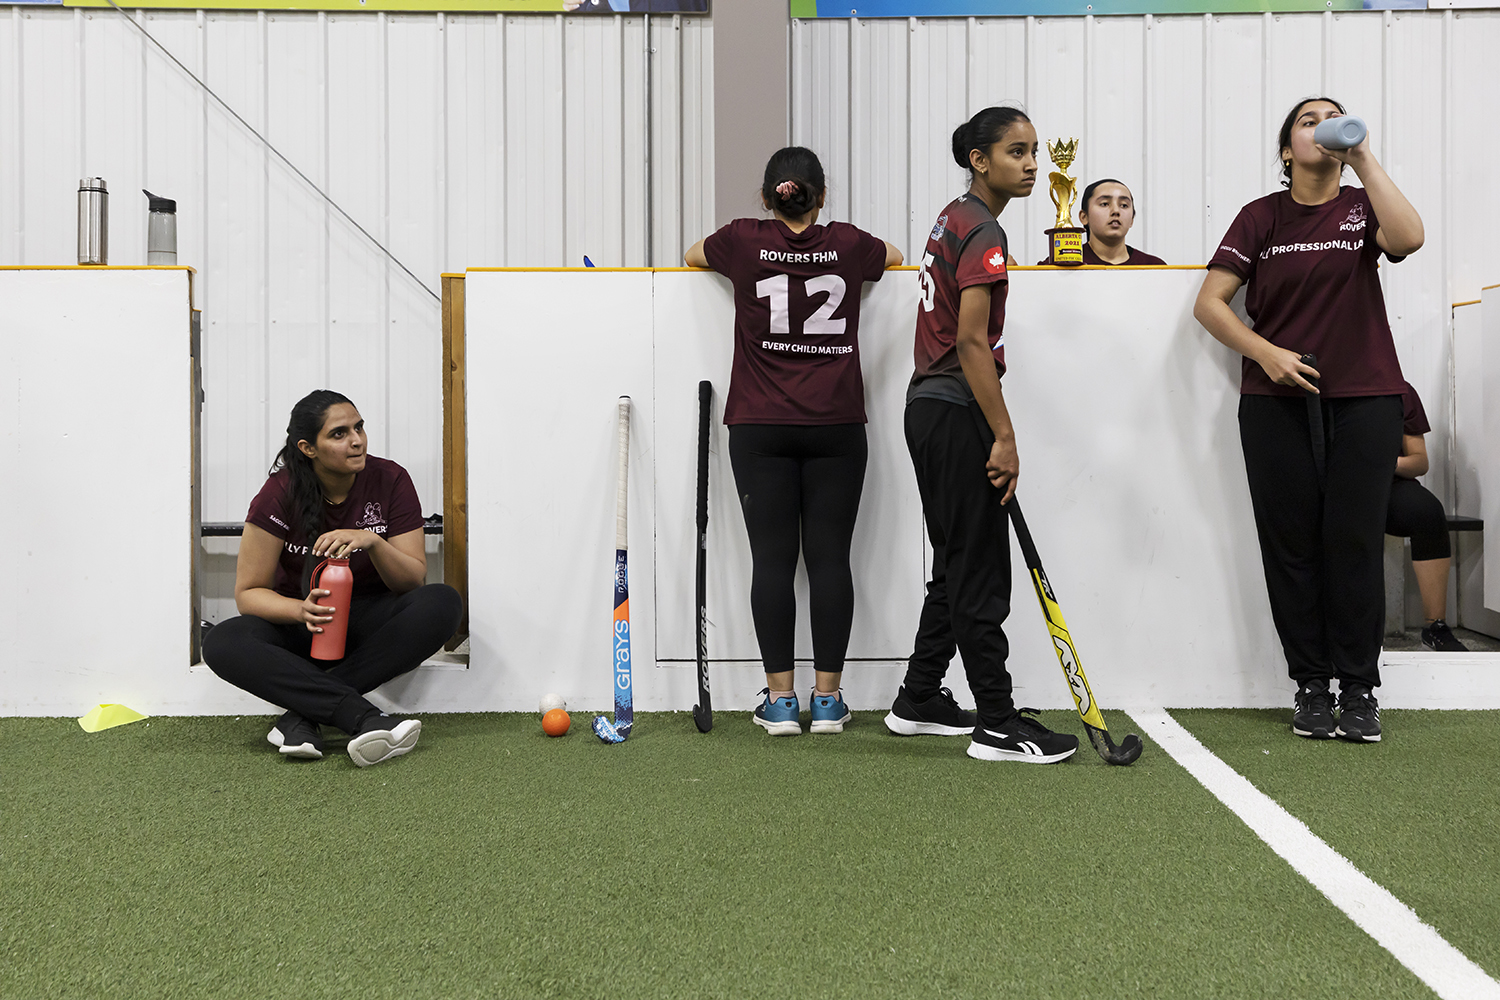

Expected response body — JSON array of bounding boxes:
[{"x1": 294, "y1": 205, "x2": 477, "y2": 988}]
[
  {"x1": 1008, "y1": 498, "x2": 1143, "y2": 766},
  {"x1": 1299, "y1": 353, "x2": 1326, "y2": 488},
  {"x1": 692, "y1": 381, "x2": 714, "y2": 733}
]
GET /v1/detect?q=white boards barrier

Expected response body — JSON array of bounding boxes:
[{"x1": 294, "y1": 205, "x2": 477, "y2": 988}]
[{"x1": 462, "y1": 266, "x2": 1297, "y2": 714}]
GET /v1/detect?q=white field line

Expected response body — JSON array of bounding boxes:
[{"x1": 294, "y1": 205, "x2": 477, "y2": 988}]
[{"x1": 1134, "y1": 709, "x2": 1500, "y2": 1000}]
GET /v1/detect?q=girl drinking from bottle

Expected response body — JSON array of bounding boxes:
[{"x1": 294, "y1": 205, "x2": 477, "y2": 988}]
[
  {"x1": 1194, "y1": 97, "x2": 1423, "y2": 743},
  {"x1": 204, "y1": 390, "x2": 463, "y2": 766},
  {"x1": 884, "y1": 105, "x2": 1079, "y2": 764},
  {"x1": 684, "y1": 146, "x2": 902, "y2": 735}
]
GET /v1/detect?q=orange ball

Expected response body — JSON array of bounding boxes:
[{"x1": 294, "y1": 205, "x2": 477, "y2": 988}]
[{"x1": 542, "y1": 708, "x2": 571, "y2": 737}]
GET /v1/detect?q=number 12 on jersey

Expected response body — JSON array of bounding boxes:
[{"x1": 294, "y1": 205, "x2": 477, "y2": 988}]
[{"x1": 754, "y1": 274, "x2": 848, "y2": 336}]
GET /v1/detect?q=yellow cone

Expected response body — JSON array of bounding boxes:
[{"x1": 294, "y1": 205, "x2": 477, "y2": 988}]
[{"x1": 78, "y1": 704, "x2": 148, "y2": 733}]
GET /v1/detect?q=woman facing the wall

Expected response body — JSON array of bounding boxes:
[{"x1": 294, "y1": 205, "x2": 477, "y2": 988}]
[{"x1": 685, "y1": 147, "x2": 902, "y2": 736}]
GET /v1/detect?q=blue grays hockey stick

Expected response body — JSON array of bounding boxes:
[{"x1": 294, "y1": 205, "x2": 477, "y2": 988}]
[{"x1": 594, "y1": 397, "x2": 634, "y2": 743}]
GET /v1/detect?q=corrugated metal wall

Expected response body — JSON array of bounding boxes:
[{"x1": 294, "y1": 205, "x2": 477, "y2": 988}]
[
  {"x1": 791, "y1": 9, "x2": 1500, "y2": 513},
  {"x1": 0, "y1": 8, "x2": 713, "y2": 521}
]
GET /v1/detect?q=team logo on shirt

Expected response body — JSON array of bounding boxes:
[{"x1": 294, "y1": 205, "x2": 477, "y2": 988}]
[
  {"x1": 983, "y1": 248, "x2": 1007, "y2": 275},
  {"x1": 1340, "y1": 202, "x2": 1368, "y2": 232},
  {"x1": 355, "y1": 502, "x2": 387, "y2": 533},
  {"x1": 930, "y1": 214, "x2": 948, "y2": 241}
]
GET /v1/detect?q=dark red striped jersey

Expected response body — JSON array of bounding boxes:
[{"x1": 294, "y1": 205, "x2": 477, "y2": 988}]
[
  {"x1": 912, "y1": 194, "x2": 1010, "y2": 394},
  {"x1": 703, "y1": 218, "x2": 888, "y2": 425}
]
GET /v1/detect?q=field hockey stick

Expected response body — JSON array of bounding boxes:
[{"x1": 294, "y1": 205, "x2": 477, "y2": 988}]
[
  {"x1": 692, "y1": 381, "x2": 714, "y2": 733},
  {"x1": 1299, "y1": 353, "x2": 1325, "y2": 487},
  {"x1": 1007, "y1": 498, "x2": 1143, "y2": 766},
  {"x1": 593, "y1": 397, "x2": 634, "y2": 744}
]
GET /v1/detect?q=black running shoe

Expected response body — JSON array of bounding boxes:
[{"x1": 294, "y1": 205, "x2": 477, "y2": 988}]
[
  {"x1": 1292, "y1": 681, "x2": 1336, "y2": 739},
  {"x1": 1421, "y1": 619, "x2": 1468, "y2": 652},
  {"x1": 966, "y1": 708, "x2": 1078, "y2": 763},
  {"x1": 267, "y1": 713, "x2": 325, "y2": 760},
  {"x1": 347, "y1": 712, "x2": 422, "y2": 767},
  {"x1": 1336, "y1": 685, "x2": 1381, "y2": 743},
  {"x1": 884, "y1": 686, "x2": 977, "y2": 736}
]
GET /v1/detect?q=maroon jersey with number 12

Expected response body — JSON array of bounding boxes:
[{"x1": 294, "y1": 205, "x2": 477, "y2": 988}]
[
  {"x1": 912, "y1": 193, "x2": 1010, "y2": 392},
  {"x1": 703, "y1": 218, "x2": 889, "y2": 425}
]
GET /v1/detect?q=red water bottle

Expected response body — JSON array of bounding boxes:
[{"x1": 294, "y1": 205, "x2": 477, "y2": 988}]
[{"x1": 308, "y1": 557, "x2": 353, "y2": 660}]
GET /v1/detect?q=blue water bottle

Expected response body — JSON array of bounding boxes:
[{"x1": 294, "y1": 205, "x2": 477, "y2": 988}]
[{"x1": 1313, "y1": 115, "x2": 1367, "y2": 150}]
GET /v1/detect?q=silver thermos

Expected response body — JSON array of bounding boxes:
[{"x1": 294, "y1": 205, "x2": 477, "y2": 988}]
[
  {"x1": 144, "y1": 189, "x2": 178, "y2": 265},
  {"x1": 77, "y1": 177, "x2": 109, "y2": 265}
]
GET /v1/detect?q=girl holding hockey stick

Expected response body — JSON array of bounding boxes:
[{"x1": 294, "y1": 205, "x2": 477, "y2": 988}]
[
  {"x1": 204, "y1": 390, "x2": 463, "y2": 765},
  {"x1": 1194, "y1": 97, "x2": 1423, "y2": 743},
  {"x1": 685, "y1": 147, "x2": 902, "y2": 735},
  {"x1": 883, "y1": 105, "x2": 1080, "y2": 764}
]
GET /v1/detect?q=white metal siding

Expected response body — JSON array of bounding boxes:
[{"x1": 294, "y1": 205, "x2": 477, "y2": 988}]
[
  {"x1": 0, "y1": 8, "x2": 713, "y2": 523},
  {"x1": 792, "y1": 9, "x2": 1500, "y2": 512}
]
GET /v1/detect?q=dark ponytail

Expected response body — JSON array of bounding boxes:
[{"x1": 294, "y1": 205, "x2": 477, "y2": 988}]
[
  {"x1": 271, "y1": 389, "x2": 353, "y2": 594},
  {"x1": 761, "y1": 146, "x2": 825, "y2": 219},
  {"x1": 952, "y1": 105, "x2": 1032, "y2": 174}
]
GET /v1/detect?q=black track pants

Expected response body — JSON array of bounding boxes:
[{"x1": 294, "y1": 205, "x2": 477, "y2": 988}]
[
  {"x1": 901, "y1": 398, "x2": 1015, "y2": 727},
  {"x1": 1386, "y1": 477, "x2": 1451, "y2": 561},
  {"x1": 203, "y1": 584, "x2": 464, "y2": 732},
  {"x1": 1239, "y1": 393, "x2": 1402, "y2": 688},
  {"x1": 727, "y1": 423, "x2": 867, "y2": 675}
]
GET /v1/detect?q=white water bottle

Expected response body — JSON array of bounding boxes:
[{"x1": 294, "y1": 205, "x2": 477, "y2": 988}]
[{"x1": 1314, "y1": 115, "x2": 1367, "y2": 151}]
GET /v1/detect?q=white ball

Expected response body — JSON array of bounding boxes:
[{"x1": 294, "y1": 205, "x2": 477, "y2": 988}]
[{"x1": 539, "y1": 692, "x2": 567, "y2": 715}]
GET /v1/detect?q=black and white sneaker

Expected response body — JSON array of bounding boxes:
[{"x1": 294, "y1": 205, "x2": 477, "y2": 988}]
[
  {"x1": 1421, "y1": 619, "x2": 1469, "y2": 652},
  {"x1": 347, "y1": 713, "x2": 422, "y2": 767},
  {"x1": 1292, "y1": 681, "x2": 1336, "y2": 739},
  {"x1": 1336, "y1": 685, "x2": 1381, "y2": 743},
  {"x1": 965, "y1": 709, "x2": 1078, "y2": 764},
  {"x1": 267, "y1": 712, "x2": 325, "y2": 760},
  {"x1": 884, "y1": 686, "x2": 977, "y2": 736}
]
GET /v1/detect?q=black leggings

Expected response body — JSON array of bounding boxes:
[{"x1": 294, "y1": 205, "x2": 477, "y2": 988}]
[
  {"x1": 203, "y1": 584, "x2": 464, "y2": 733},
  {"x1": 1239, "y1": 393, "x2": 1402, "y2": 688},
  {"x1": 727, "y1": 423, "x2": 867, "y2": 675},
  {"x1": 1386, "y1": 477, "x2": 1451, "y2": 561}
]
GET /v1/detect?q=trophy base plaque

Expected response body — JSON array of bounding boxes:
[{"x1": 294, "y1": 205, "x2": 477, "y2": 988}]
[{"x1": 1045, "y1": 227, "x2": 1086, "y2": 267}]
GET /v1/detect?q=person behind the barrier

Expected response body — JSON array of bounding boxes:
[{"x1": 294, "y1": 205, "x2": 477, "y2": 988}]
[
  {"x1": 684, "y1": 146, "x2": 902, "y2": 736},
  {"x1": 1194, "y1": 96, "x2": 1424, "y2": 743},
  {"x1": 1388, "y1": 381, "x2": 1467, "y2": 652},
  {"x1": 203, "y1": 390, "x2": 463, "y2": 766},
  {"x1": 884, "y1": 105, "x2": 1079, "y2": 764},
  {"x1": 1035, "y1": 178, "x2": 1165, "y2": 266}
]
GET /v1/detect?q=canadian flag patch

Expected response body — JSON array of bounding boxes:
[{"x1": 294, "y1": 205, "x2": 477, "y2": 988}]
[{"x1": 983, "y1": 248, "x2": 1007, "y2": 275}]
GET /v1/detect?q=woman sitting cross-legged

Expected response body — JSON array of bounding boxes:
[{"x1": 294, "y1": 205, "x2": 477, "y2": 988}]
[{"x1": 203, "y1": 389, "x2": 463, "y2": 766}]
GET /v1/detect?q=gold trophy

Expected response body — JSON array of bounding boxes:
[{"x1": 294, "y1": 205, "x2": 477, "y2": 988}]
[{"x1": 1044, "y1": 137, "x2": 1085, "y2": 266}]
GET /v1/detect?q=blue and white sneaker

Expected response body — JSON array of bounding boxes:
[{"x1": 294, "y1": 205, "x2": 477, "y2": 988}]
[
  {"x1": 752, "y1": 689, "x2": 801, "y2": 736},
  {"x1": 810, "y1": 689, "x2": 852, "y2": 734}
]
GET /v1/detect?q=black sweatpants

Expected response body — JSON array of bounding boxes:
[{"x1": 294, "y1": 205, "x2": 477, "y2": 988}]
[
  {"x1": 1387, "y1": 477, "x2": 1451, "y2": 561},
  {"x1": 1239, "y1": 393, "x2": 1402, "y2": 689},
  {"x1": 203, "y1": 584, "x2": 464, "y2": 733},
  {"x1": 727, "y1": 423, "x2": 867, "y2": 675},
  {"x1": 901, "y1": 398, "x2": 1015, "y2": 728}
]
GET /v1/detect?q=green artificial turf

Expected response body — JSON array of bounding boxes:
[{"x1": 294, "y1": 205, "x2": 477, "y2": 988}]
[
  {"x1": 0, "y1": 710, "x2": 1444, "y2": 999},
  {"x1": 1172, "y1": 708, "x2": 1500, "y2": 981}
]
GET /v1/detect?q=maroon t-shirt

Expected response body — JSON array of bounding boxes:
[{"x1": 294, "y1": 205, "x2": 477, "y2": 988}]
[
  {"x1": 703, "y1": 218, "x2": 888, "y2": 425},
  {"x1": 1400, "y1": 381, "x2": 1430, "y2": 436},
  {"x1": 1034, "y1": 244, "x2": 1167, "y2": 266},
  {"x1": 245, "y1": 455, "x2": 425, "y2": 599},
  {"x1": 1209, "y1": 186, "x2": 1405, "y2": 398},
  {"x1": 911, "y1": 194, "x2": 1010, "y2": 397}
]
